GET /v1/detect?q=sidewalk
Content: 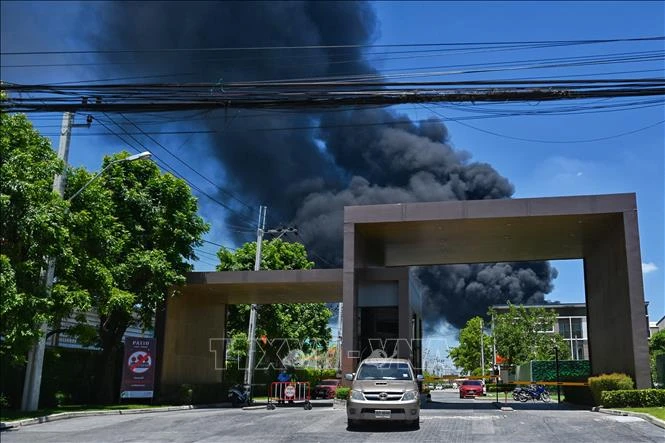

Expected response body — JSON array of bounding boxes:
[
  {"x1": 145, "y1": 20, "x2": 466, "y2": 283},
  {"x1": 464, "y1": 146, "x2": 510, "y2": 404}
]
[
  {"x1": 0, "y1": 403, "x2": 230, "y2": 430},
  {"x1": 594, "y1": 407, "x2": 665, "y2": 430}
]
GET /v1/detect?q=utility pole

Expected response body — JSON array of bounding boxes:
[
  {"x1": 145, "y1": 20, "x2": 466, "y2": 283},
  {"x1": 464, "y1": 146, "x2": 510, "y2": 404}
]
[
  {"x1": 21, "y1": 111, "x2": 91, "y2": 411},
  {"x1": 337, "y1": 302, "x2": 343, "y2": 374},
  {"x1": 244, "y1": 205, "x2": 266, "y2": 401},
  {"x1": 243, "y1": 206, "x2": 297, "y2": 402}
]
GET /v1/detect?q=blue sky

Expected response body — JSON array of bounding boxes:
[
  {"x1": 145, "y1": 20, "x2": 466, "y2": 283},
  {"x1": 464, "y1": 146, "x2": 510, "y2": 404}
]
[
  {"x1": 371, "y1": 1, "x2": 664, "y2": 323},
  {"x1": 1, "y1": 1, "x2": 663, "y2": 329}
]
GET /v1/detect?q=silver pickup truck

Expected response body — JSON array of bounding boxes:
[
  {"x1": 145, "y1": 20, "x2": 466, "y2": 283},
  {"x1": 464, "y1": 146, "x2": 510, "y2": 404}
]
[{"x1": 345, "y1": 358, "x2": 423, "y2": 429}]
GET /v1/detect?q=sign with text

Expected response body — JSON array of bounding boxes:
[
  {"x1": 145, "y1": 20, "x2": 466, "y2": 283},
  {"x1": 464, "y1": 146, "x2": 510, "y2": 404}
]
[{"x1": 120, "y1": 337, "x2": 156, "y2": 399}]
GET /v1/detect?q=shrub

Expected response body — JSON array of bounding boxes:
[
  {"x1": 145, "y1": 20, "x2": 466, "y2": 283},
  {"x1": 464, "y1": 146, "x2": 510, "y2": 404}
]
[
  {"x1": 601, "y1": 389, "x2": 665, "y2": 408},
  {"x1": 0, "y1": 393, "x2": 10, "y2": 409},
  {"x1": 588, "y1": 373, "x2": 634, "y2": 406},
  {"x1": 54, "y1": 390, "x2": 71, "y2": 407},
  {"x1": 335, "y1": 387, "x2": 350, "y2": 400},
  {"x1": 486, "y1": 384, "x2": 514, "y2": 393},
  {"x1": 179, "y1": 384, "x2": 194, "y2": 405}
]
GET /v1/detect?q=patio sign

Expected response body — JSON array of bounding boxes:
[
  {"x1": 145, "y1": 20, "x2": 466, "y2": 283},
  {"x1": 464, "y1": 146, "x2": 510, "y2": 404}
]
[{"x1": 120, "y1": 337, "x2": 156, "y2": 399}]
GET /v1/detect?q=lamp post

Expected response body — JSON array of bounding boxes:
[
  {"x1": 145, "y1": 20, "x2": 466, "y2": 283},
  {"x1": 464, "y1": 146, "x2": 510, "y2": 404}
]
[
  {"x1": 20, "y1": 151, "x2": 152, "y2": 411},
  {"x1": 554, "y1": 344, "x2": 561, "y2": 407},
  {"x1": 67, "y1": 151, "x2": 152, "y2": 202}
]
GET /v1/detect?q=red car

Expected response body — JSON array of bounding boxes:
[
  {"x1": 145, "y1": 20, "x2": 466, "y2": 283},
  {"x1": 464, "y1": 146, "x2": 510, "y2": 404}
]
[
  {"x1": 459, "y1": 380, "x2": 484, "y2": 398},
  {"x1": 313, "y1": 379, "x2": 340, "y2": 399}
]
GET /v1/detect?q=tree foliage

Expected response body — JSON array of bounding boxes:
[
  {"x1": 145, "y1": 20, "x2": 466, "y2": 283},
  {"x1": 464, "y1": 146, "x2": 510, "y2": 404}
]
[
  {"x1": 0, "y1": 110, "x2": 89, "y2": 363},
  {"x1": 63, "y1": 151, "x2": 209, "y2": 401},
  {"x1": 649, "y1": 329, "x2": 665, "y2": 384},
  {"x1": 217, "y1": 239, "x2": 332, "y2": 359},
  {"x1": 489, "y1": 303, "x2": 570, "y2": 367},
  {"x1": 650, "y1": 329, "x2": 665, "y2": 355},
  {"x1": 448, "y1": 316, "x2": 492, "y2": 375}
]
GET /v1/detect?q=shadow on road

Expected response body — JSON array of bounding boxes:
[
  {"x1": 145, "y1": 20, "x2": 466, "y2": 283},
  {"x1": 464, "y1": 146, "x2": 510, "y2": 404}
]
[
  {"x1": 423, "y1": 400, "x2": 496, "y2": 410},
  {"x1": 424, "y1": 396, "x2": 589, "y2": 411},
  {"x1": 346, "y1": 422, "x2": 420, "y2": 433}
]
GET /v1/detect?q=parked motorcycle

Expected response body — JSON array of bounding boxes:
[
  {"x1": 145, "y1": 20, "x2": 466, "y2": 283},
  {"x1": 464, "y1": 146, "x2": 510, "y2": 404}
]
[
  {"x1": 517, "y1": 384, "x2": 551, "y2": 402},
  {"x1": 228, "y1": 384, "x2": 251, "y2": 407},
  {"x1": 512, "y1": 387, "x2": 525, "y2": 401}
]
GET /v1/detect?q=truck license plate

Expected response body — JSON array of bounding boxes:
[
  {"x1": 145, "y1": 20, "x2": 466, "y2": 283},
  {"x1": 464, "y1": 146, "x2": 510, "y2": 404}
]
[{"x1": 375, "y1": 410, "x2": 391, "y2": 419}]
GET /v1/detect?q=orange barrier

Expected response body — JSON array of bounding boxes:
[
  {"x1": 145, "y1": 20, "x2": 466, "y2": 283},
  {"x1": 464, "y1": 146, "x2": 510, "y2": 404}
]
[{"x1": 509, "y1": 380, "x2": 588, "y2": 387}]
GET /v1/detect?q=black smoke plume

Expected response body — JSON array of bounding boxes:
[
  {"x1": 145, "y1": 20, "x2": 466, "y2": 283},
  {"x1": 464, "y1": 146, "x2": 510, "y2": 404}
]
[{"x1": 88, "y1": 1, "x2": 558, "y2": 331}]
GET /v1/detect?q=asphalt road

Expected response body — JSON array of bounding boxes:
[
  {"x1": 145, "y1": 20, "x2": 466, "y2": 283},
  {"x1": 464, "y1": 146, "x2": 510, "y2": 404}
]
[{"x1": 2, "y1": 391, "x2": 662, "y2": 442}]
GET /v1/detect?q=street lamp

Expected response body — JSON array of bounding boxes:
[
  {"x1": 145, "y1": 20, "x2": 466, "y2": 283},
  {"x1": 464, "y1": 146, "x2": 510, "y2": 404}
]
[
  {"x1": 554, "y1": 343, "x2": 561, "y2": 407},
  {"x1": 67, "y1": 151, "x2": 152, "y2": 202},
  {"x1": 21, "y1": 151, "x2": 152, "y2": 411}
]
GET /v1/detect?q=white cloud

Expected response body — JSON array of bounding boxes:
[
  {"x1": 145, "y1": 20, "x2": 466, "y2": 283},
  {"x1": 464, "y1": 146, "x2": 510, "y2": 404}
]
[{"x1": 642, "y1": 262, "x2": 658, "y2": 274}]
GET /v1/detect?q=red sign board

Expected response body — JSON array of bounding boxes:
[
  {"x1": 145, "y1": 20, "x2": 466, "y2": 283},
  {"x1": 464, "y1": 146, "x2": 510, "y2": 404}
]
[{"x1": 120, "y1": 337, "x2": 156, "y2": 399}]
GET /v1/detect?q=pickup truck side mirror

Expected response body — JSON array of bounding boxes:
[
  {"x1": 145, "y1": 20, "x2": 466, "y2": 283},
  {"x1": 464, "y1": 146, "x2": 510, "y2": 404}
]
[
  {"x1": 416, "y1": 374, "x2": 424, "y2": 381},
  {"x1": 344, "y1": 373, "x2": 354, "y2": 381}
]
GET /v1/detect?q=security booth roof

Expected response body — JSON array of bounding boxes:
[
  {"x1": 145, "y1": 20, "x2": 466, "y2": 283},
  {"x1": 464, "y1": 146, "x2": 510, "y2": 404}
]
[
  {"x1": 181, "y1": 268, "x2": 343, "y2": 304},
  {"x1": 344, "y1": 193, "x2": 636, "y2": 266}
]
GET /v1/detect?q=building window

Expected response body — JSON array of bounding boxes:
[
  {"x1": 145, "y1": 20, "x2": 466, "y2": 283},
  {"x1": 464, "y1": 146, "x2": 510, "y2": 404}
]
[
  {"x1": 558, "y1": 318, "x2": 571, "y2": 339},
  {"x1": 571, "y1": 318, "x2": 584, "y2": 339}
]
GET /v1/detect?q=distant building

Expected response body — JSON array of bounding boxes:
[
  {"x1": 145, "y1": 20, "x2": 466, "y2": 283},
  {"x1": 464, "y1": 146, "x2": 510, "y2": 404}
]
[
  {"x1": 650, "y1": 314, "x2": 665, "y2": 338},
  {"x1": 47, "y1": 310, "x2": 153, "y2": 350},
  {"x1": 491, "y1": 303, "x2": 588, "y2": 360}
]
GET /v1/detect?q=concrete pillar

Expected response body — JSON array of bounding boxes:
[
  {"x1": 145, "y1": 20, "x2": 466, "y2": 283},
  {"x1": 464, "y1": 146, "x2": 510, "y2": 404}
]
[
  {"x1": 161, "y1": 292, "x2": 226, "y2": 387},
  {"x1": 397, "y1": 270, "x2": 412, "y2": 359},
  {"x1": 342, "y1": 222, "x2": 358, "y2": 376},
  {"x1": 584, "y1": 211, "x2": 650, "y2": 388}
]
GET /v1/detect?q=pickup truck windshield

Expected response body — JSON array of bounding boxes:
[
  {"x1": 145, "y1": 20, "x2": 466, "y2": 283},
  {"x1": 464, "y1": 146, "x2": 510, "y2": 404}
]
[{"x1": 357, "y1": 362, "x2": 413, "y2": 380}]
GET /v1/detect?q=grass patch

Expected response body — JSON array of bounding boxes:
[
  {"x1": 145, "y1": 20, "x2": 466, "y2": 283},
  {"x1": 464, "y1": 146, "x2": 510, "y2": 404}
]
[
  {"x1": 618, "y1": 407, "x2": 665, "y2": 421},
  {"x1": 1, "y1": 404, "x2": 165, "y2": 422}
]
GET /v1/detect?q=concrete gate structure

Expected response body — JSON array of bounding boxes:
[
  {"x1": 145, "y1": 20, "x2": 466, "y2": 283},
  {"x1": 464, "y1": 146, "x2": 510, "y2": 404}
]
[{"x1": 156, "y1": 192, "x2": 651, "y2": 395}]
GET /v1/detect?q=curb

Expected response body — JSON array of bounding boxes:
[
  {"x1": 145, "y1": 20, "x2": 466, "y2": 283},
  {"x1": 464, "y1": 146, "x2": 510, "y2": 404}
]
[
  {"x1": 242, "y1": 405, "x2": 267, "y2": 410},
  {"x1": 492, "y1": 402, "x2": 514, "y2": 411},
  {"x1": 594, "y1": 407, "x2": 665, "y2": 430},
  {"x1": 0, "y1": 403, "x2": 230, "y2": 430}
]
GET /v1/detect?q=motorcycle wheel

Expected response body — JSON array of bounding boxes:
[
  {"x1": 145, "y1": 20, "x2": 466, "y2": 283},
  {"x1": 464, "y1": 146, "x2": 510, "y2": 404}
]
[
  {"x1": 541, "y1": 392, "x2": 551, "y2": 402},
  {"x1": 518, "y1": 392, "x2": 530, "y2": 402}
]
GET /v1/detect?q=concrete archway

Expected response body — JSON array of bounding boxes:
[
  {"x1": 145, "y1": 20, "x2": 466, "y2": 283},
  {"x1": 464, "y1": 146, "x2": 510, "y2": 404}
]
[
  {"x1": 342, "y1": 193, "x2": 650, "y2": 388},
  {"x1": 157, "y1": 193, "x2": 650, "y2": 393}
]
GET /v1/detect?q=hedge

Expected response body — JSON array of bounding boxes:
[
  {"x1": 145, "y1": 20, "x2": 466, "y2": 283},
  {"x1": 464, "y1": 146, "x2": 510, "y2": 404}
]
[
  {"x1": 486, "y1": 384, "x2": 514, "y2": 393},
  {"x1": 336, "y1": 387, "x2": 350, "y2": 400},
  {"x1": 588, "y1": 373, "x2": 634, "y2": 406},
  {"x1": 601, "y1": 389, "x2": 665, "y2": 408}
]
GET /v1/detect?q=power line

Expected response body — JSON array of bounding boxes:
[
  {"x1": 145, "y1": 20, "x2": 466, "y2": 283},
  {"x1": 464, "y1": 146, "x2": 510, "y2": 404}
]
[
  {"x1": 117, "y1": 112, "x2": 256, "y2": 213},
  {"x1": 4, "y1": 85, "x2": 664, "y2": 113},
  {"x1": 421, "y1": 104, "x2": 665, "y2": 144},
  {"x1": 94, "y1": 114, "x2": 257, "y2": 223},
  {"x1": 4, "y1": 35, "x2": 662, "y2": 55},
  {"x1": 30, "y1": 97, "x2": 664, "y2": 137},
  {"x1": 202, "y1": 239, "x2": 236, "y2": 250}
]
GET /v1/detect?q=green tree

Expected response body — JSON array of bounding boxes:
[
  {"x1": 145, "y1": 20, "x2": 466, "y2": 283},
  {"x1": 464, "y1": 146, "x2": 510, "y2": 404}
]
[
  {"x1": 63, "y1": 152, "x2": 209, "y2": 402},
  {"x1": 0, "y1": 110, "x2": 89, "y2": 363},
  {"x1": 448, "y1": 317, "x2": 493, "y2": 375},
  {"x1": 217, "y1": 239, "x2": 333, "y2": 365},
  {"x1": 489, "y1": 303, "x2": 569, "y2": 367},
  {"x1": 649, "y1": 329, "x2": 665, "y2": 384}
]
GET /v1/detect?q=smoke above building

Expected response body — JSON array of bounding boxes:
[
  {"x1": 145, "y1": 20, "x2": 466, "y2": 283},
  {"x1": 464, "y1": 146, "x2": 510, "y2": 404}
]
[{"x1": 88, "y1": 1, "x2": 558, "y2": 331}]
